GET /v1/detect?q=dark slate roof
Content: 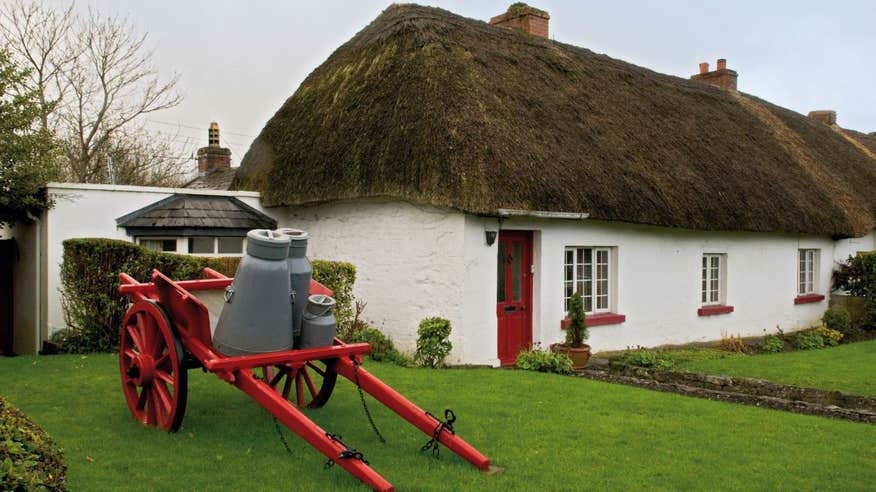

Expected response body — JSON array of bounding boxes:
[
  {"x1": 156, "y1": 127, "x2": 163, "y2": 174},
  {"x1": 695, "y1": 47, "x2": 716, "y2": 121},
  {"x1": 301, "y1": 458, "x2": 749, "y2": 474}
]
[
  {"x1": 233, "y1": 4, "x2": 876, "y2": 238},
  {"x1": 184, "y1": 167, "x2": 238, "y2": 190},
  {"x1": 116, "y1": 194, "x2": 276, "y2": 235}
]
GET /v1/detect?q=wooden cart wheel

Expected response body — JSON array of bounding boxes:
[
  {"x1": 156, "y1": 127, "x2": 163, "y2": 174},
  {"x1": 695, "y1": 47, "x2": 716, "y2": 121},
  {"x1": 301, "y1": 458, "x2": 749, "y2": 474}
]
[
  {"x1": 120, "y1": 300, "x2": 188, "y2": 432},
  {"x1": 260, "y1": 359, "x2": 337, "y2": 408}
]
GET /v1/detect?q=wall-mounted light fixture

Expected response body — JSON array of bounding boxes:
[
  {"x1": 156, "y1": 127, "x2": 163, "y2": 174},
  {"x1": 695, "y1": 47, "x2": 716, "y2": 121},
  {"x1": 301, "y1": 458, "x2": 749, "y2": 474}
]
[{"x1": 485, "y1": 230, "x2": 498, "y2": 246}]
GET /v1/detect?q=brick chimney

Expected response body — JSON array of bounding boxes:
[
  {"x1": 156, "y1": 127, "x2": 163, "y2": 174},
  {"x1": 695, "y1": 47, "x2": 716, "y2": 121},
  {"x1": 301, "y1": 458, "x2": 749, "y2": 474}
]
[
  {"x1": 196, "y1": 122, "x2": 231, "y2": 176},
  {"x1": 690, "y1": 58, "x2": 738, "y2": 90},
  {"x1": 490, "y1": 3, "x2": 550, "y2": 39},
  {"x1": 807, "y1": 110, "x2": 837, "y2": 126}
]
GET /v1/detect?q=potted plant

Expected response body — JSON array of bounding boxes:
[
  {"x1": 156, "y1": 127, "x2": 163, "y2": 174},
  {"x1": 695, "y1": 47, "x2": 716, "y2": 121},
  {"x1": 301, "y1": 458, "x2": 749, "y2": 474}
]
[{"x1": 552, "y1": 292, "x2": 591, "y2": 369}]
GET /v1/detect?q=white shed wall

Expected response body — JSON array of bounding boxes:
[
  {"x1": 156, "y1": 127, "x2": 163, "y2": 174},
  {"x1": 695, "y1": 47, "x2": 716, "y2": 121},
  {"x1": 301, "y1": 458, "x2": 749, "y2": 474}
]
[
  {"x1": 40, "y1": 183, "x2": 265, "y2": 345},
  {"x1": 276, "y1": 199, "x2": 469, "y2": 362}
]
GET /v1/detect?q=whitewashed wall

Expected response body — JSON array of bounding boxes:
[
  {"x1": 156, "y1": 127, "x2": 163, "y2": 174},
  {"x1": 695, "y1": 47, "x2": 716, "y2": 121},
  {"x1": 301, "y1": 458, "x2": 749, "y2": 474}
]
[
  {"x1": 276, "y1": 199, "x2": 469, "y2": 362},
  {"x1": 38, "y1": 183, "x2": 264, "y2": 348},
  {"x1": 464, "y1": 217, "x2": 845, "y2": 357},
  {"x1": 835, "y1": 230, "x2": 876, "y2": 264}
]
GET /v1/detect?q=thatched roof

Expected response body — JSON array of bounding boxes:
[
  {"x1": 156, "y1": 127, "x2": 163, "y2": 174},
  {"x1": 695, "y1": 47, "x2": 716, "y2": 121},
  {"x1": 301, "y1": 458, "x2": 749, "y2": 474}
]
[{"x1": 233, "y1": 4, "x2": 876, "y2": 237}]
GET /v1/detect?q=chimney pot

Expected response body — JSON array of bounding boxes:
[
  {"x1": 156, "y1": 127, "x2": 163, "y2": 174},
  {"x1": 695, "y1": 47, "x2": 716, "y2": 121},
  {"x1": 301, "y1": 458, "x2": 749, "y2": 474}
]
[
  {"x1": 690, "y1": 57, "x2": 737, "y2": 90},
  {"x1": 198, "y1": 122, "x2": 232, "y2": 176},
  {"x1": 490, "y1": 3, "x2": 550, "y2": 39}
]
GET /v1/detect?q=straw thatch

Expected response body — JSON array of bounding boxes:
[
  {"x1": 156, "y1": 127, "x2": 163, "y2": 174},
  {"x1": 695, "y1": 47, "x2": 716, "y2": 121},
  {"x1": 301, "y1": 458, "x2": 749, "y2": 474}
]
[{"x1": 233, "y1": 4, "x2": 876, "y2": 237}]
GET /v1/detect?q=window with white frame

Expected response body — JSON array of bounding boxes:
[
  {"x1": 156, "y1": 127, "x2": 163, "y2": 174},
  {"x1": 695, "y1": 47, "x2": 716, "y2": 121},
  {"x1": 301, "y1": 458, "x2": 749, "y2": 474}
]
[
  {"x1": 138, "y1": 238, "x2": 177, "y2": 252},
  {"x1": 798, "y1": 249, "x2": 819, "y2": 295},
  {"x1": 701, "y1": 254, "x2": 726, "y2": 305},
  {"x1": 188, "y1": 236, "x2": 244, "y2": 255},
  {"x1": 564, "y1": 247, "x2": 611, "y2": 313}
]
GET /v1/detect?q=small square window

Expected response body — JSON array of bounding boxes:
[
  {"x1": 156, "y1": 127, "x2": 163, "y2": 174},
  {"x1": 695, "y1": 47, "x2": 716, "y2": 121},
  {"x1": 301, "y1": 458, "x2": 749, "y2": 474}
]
[
  {"x1": 188, "y1": 237, "x2": 214, "y2": 254},
  {"x1": 217, "y1": 237, "x2": 243, "y2": 254},
  {"x1": 139, "y1": 238, "x2": 177, "y2": 252}
]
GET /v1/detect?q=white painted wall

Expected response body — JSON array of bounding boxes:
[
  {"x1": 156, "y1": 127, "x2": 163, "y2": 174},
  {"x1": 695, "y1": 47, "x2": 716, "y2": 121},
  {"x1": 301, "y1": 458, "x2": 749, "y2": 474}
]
[
  {"x1": 37, "y1": 183, "x2": 265, "y2": 350},
  {"x1": 463, "y1": 217, "x2": 846, "y2": 356},
  {"x1": 276, "y1": 199, "x2": 470, "y2": 362},
  {"x1": 834, "y1": 230, "x2": 876, "y2": 264}
]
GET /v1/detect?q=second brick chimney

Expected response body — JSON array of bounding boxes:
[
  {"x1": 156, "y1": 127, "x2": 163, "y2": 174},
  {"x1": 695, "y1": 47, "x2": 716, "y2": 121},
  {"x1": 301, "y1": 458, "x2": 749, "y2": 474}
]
[
  {"x1": 807, "y1": 110, "x2": 837, "y2": 126},
  {"x1": 196, "y1": 122, "x2": 231, "y2": 176},
  {"x1": 690, "y1": 58, "x2": 738, "y2": 90},
  {"x1": 490, "y1": 3, "x2": 550, "y2": 39}
]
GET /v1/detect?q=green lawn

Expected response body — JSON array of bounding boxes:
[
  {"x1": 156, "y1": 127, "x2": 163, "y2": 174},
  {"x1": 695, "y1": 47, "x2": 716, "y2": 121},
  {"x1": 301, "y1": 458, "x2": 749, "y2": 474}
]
[
  {"x1": 1, "y1": 354, "x2": 875, "y2": 491},
  {"x1": 676, "y1": 339, "x2": 876, "y2": 396}
]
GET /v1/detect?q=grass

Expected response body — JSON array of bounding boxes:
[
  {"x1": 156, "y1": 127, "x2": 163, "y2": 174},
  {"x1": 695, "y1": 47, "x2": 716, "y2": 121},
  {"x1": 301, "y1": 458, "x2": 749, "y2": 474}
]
[
  {"x1": 1, "y1": 354, "x2": 875, "y2": 491},
  {"x1": 676, "y1": 339, "x2": 876, "y2": 396}
]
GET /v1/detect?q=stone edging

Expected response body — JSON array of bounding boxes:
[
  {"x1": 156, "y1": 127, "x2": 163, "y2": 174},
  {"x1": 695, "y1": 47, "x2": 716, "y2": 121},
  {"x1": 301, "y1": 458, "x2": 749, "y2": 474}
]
[{"x1": 575, "y1": 366, "x2": 876, "y2": 424}]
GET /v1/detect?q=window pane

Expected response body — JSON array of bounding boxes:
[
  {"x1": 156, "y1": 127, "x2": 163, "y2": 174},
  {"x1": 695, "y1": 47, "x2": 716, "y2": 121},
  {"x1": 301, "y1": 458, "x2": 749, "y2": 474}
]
[
  {"x1": 565, "y1": 249, "x2": 573, "y2": 265},
  {"x1": 511, "y1": 242, "x2": 522, "y2": 301},
  {"x1": 140, "y1": 239, "x2": 163, "y2": 251},
  {"x1": 189, "y1": 237, "x2": 214, "y2": 254},
  {"x1": 217, "y1": 237, "x2": 242, "y2": 254},
  {"x1": 497, "y1": 243, "x2": 506, "y2": 302},
  {"x1": 161, "y1": 239, "x2": 177, "y2": 252}
]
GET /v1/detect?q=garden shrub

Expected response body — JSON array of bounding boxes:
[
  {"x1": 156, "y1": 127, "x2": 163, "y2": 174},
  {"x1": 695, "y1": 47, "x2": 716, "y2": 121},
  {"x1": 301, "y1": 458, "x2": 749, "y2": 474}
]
[
  {"x1": 618, "y1": 349, "x2": 675, "y2": 370},
  {"x1": 719, "y1": 332, "x2": 749, "y2": 354},
  {"x1": 311, "y1": 260, "x2": 356, "y2": 332},
  {"x1": 347, "y1": 327, "x2": 411, "y2": 366},
  {"x1": 516, "y1": 345, "x2": 572, "y2": 374},
  {"x1": 813, "y1": 327, "x2": 843, "y2": 347},
  {"x1": 794, "y1": 330, "x2": 826, "y2": 350},
  {"x1": 414, "y1": 317, "x2": 453, "y2": 368},
  {"x1": 0, "y1": 397, "x2": 66, "y2": 491},
  {"x1": 760, "y1": 334, "x2": 785, "y2": 354},
  {"x1": 821, "y1": 308, "x2": 852, "y2": 335},
  {"x1": 59, "y1": 238, "x2": 355, "y2": 353}
]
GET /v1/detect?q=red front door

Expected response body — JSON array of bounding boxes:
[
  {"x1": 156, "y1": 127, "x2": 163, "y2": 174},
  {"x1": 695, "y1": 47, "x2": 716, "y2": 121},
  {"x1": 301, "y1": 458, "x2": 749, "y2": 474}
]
[{"x1": 496, "y1": 231, "x2": 533, "y2": 366}]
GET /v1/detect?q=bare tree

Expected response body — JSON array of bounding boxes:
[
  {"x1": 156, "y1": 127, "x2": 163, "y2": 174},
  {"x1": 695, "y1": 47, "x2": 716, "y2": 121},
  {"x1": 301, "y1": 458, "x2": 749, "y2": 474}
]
[
  {"x1": 0, "y1": 0, "x2": 185, "y2": 185},
  {"x1": 96, "y1": 125, "x2": 192, "y2": 187},
  {"x1": 0, "y1": 0, "x2": 75, "y2": 132}
]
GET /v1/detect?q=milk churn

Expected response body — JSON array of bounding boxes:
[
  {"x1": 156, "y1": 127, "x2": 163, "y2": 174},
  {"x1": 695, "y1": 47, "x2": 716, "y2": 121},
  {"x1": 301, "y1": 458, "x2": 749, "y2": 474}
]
[
  {"x1": 274, "y1": 228, "x2": 312, "y2": 338},
  {"x1": 213, "y1": 229, "x2": 293, "y2": 356},
  {"x1": 299, "y1": 295, "x2": 337, "y2": 349}
]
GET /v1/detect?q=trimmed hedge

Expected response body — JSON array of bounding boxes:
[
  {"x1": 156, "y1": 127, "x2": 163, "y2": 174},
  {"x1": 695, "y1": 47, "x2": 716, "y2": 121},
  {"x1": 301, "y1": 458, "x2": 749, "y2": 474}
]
[
  {"x1": 59, "y1": 238, "x2": 355, "y2": 353},
  {"x1": 0, "y1": 397, "x2": 66, "y2": 490}
]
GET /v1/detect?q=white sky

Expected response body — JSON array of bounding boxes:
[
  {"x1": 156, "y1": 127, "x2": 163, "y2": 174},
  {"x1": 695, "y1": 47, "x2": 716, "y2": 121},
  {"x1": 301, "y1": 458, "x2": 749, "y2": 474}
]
[{"x1": 61, "y1": 0, "x2": 876, "y2": 166}]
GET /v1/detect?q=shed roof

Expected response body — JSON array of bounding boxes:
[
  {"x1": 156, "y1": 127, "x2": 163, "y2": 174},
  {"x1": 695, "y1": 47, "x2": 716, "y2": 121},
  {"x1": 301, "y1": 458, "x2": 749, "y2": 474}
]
[
  {"x1": 116, "y1": 194, "x2": 276, "y2": 235},
  {"x1": 233, "y1": 4, "x2": 876, "y2": 237},
  {"x1": 184, "y1": 167, "x2": 238, "y2": 191}
]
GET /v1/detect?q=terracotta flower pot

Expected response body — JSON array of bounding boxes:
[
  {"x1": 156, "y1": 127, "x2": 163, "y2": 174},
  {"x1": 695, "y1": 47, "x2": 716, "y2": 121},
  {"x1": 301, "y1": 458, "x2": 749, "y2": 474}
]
[{"x1": 551, "y1": 343, "x2": 591, "y2": 369}]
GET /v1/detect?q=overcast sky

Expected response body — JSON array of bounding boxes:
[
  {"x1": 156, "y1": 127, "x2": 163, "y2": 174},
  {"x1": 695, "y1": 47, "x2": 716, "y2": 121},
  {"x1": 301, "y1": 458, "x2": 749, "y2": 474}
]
[{"x1": 60, "y1": 0, "x2": 875, "y2": 166}]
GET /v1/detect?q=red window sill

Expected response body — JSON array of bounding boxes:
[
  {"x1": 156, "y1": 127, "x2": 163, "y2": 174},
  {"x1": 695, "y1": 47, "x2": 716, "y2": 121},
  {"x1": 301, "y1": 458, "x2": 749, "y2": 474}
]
[
  {"x1": 561, "y1": 313, "x2": 626, "y2": 329},
  {"x1": 794, "y1": 294, "x2": 825, "y2": 305},
  {"x1": 697, "y1": 305, "x2": 734, "y2": 316}
]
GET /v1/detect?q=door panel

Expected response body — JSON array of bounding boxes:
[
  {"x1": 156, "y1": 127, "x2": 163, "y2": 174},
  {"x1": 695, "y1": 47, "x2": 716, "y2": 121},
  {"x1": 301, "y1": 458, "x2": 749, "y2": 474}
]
[{"x1": 496, "y1": 231, "x2": 532, "y2": 365}]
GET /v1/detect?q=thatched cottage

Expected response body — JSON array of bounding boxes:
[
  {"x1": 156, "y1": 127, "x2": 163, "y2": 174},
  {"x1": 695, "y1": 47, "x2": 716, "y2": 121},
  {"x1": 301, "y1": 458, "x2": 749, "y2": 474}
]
[{"x1": 233, "y1": 4, "x2": 876, "y2": 365}]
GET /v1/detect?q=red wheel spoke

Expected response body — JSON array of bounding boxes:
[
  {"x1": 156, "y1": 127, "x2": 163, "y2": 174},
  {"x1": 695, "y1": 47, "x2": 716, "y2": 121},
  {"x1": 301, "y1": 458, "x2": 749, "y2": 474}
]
[
  {"x1": 144, "y1": 388, "x2": 157, "y2": 425},
  {"x1": 123, "y1": 348, "x2": 138, "y2": 360},
  {"x1": 126, "y1": 325, "x2": 145, "y2": 352},
  {"x1": 282, "y1": 373, "x2": 293, "y2": 399},
  {"x1": 306, "y1": 361, "x2": 325, "y2": 376},
  {"x1": 136, "y1": 387, "x2": 148, "y2": 411},
  {"x1": 155, "y1": 353, "x2": 170, "y2": 369},
  {"x1": 295, "y1": 372, "x2": 305, "y2": 407},
  {"x1": 155, "y1": 370, "x2": 175, "y2": 386},
  {"x1": 153, "y1": 382, "x2": 173, "y2": 417},
  {"x1": 302, "y1": 368, "x2": 318, "y2": 399}
]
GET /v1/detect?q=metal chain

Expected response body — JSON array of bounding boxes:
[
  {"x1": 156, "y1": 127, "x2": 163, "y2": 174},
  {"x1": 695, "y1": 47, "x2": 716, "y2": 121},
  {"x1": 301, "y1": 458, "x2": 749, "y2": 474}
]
[
  {"x1": 324, "y1": 433, "x2": 369, "y2": 469},
  {"x1": 421, "y1": 409, "x2": 456, "y2": 459},
  {"x1": 273, "y1": 417, "x2": 294, "y2": 455},
  {"x1": 352, "y1": 356, "x2": 386, "y2": 443}
]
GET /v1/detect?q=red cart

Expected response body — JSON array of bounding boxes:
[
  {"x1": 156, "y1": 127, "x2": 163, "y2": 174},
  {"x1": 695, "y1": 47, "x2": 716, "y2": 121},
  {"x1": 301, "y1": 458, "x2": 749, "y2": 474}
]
[{"x1": 118, "y1": 267, "x2": 490, "y2": 491}]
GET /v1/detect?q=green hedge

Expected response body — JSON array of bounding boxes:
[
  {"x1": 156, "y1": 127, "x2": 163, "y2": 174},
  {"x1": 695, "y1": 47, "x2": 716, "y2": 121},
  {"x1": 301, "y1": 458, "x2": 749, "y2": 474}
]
[
  {"x1": 0, "y1": 397, "x2": 66, "y2": 490},
  {"x1": 59, "y1": 238, "x2": 356, "y2": 353}
]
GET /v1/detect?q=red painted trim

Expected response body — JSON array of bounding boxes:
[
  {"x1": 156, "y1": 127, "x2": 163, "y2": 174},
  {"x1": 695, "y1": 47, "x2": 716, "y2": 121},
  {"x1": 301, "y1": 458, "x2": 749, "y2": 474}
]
[
  {"x1": 697, "y1": 305, "x2": 734, "y2": 316},
  {"x1": 561, "y1": 313, "x2": 626, "y2": 329},
  {"x1": 794, "y1": 294, "x2": 825, "y2": 305}
]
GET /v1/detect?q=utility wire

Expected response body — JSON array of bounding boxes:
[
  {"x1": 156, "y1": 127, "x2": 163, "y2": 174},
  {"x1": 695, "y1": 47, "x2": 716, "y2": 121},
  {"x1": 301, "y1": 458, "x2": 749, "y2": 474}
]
[{"x1": 145, "y1": 118, "x2": 258, "y2": 138}]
